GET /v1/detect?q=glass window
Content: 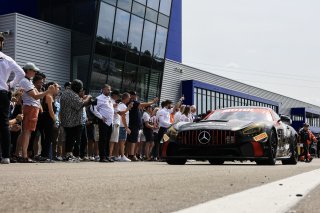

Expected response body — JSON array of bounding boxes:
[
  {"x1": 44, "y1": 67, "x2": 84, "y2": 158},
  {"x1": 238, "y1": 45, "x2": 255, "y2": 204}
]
[
  {"x1": 153, "y1": 25, "x2": 167, "y2": 59},
  {"x1": 132, "y1": 1, "x2": 145, "y2": 18},
  {"x1": 158, "y1": 13, "x2": 169, "y2": 28},
  {"x1": 141, "y1": 21, "x2": 156, "y2": 56},
  {"x1": 104, "y1": 0, "x2": 117, "y2": 6},
  {"x1": 135, "y1": 0, "x2": 146, "y2": 5},
  {"x1": 122, "y1": 64, "x2": 138, "y2": 93},
  {"x1": 211, "y1": 92, "x2": 216, "y2": 110},
  {"x1": 207, "y1": 91, "x2": 211, "y2": 112},
  {"x1": 113, "y1": 9, "x2": 130, "y2": 47},
  {"x1": 145, "y1": 8, "x2": 158, "y2": 23},
  {"x1": 148, "y1": 69, "x2": 162, "y2": 100},
  {"x1": 147, "y1": 0, "x2": 159, "y2": 10},
  {"x1": 126, "y1": 15, "x2": 144, "y2": 64},
  {"x1": 197, "y1": 88, "x2": 202, "y2": 115},
  {"x1": 107, "y1": 60, "x2": 124, "y2": 91},
  {"x1": 128, "y1": 15, "x2": 144, "y2": 53},
  {"x1": 90, "y1": 55, "x2": 109, "y2": 95},
  {"x1": 96, "y1": 3, "x2": 115, "y2": 56},
  {"x1": 118, "y1": 0, "x2": 132, "y2": 12},
  {"x1": 159, "y1": 0, "x2": 171, "y2": 16},
  {"x1": 216, "y1": 93, "x2": 220, "y2": 109},
  {"x1": 202, "y1": 90, "x2": 206, "y2": 114},
  {"x1": 136, "y1": 67, "x2": 150, "y2": 101}
]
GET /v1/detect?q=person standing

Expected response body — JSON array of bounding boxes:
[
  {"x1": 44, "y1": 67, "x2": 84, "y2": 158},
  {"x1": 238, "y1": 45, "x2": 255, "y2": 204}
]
[
  {"x1": 142, "y1": 106, "x2": 155, "y2": 161},
  {"x1": 117, "y1": 92, "x2": 133, "y2": 162},
  {"x1": 60, "y1": 79, "x2": 92, "y2": 162},
  {"x1": 127, "y1": 91, "x2": 158, "y2": 161},
  {"x1": 91, "y1": 84, "x2": 115, "y2": 162},
  {"x1": 0, "y1": 33, "x2": 25, "y2": 164},
  {"x1": 19, "y1": 63, "x2": 55, "y2": 163},
  {"x1": 298, "y1": 123, "x2": 317, "y2": 162},
  {"x1": 41, "y1": 82, "x2": 60, "y2": 161}
]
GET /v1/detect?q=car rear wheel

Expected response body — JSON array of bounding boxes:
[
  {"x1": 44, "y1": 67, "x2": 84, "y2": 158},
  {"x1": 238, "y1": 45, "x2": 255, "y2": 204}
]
[
  {"x1": 282, "y1": 137, "x2": 298, "y2": 165},
  {"x1": 266, "y1": 130, "x2": 277, "y2": 165},
  {"x1": 208, "y1": 160, "x2": 225, "y2": 165},
  {"x1": 166, "y1": 158, "x2": 187, "y2": 165}
]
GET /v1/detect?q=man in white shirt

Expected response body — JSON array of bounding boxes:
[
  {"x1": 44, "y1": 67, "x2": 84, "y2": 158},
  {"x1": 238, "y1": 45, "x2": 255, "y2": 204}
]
[
  {"x1": 19, "y1": 63, "x2": 55, "y2": 163},
  {"x1": 0, "y1": 33, "x2": 25, "y2": 164},
  {"x1": 156, "y1": 100, "x2": 173, "y2": 159},
  {"x1": 92, "y1": 84, "x2": 115, "y2": 162}
]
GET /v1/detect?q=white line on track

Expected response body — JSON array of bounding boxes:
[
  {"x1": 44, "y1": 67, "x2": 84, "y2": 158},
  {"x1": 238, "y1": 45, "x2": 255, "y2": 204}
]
[{"x1": 175, "y1": 168, "x2": 320, "y2": 213}]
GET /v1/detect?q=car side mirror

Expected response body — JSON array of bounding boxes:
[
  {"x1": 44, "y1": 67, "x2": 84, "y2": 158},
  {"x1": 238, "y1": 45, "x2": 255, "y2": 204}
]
[{"x1": 280, "y1": 115, "x2": 292, "y2": 125}]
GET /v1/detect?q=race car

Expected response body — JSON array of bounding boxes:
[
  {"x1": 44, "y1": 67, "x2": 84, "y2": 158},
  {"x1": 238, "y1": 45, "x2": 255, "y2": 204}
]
[{"x1": 163, "y1": 106, "x2": 298, "y2": 165}]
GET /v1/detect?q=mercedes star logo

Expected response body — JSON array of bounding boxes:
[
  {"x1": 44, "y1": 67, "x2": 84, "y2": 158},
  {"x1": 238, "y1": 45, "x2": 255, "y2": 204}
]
[{"x1": 198, "y1": 131, "x2": 211, "y2": 144}]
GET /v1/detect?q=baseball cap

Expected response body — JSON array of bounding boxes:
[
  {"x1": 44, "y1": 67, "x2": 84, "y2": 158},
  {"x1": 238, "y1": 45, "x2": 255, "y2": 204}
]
[
  {"x1": 303, "y1": 123, "x2": 310, "y2": 127},
  {"x1": 23, "y1": 62, "x2": 40, "y2": 72}
]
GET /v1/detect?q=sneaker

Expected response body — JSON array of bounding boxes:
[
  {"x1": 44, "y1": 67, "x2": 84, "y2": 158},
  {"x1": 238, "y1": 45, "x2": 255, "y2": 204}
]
[
  {"x1": 112, "y1": 156, "x2": 120, "y2": 162},
  {"x1": 1, "y1": 158, "x2": 10, "y2": 164},
  {"x1": 119, "y1": 156, "x2": 131, "y2": 162},
  {"x1": 89, "y1": 156, "x2": 95, "y2": 161},
  {"x1": 82, "y1": 156, "x2": 89, "y2": 161},
  {"x1": 65, "y1": 154, "x2": 79, "y2": 163},
  {"x1": 106, "y1": 157, "x2": 114, "y2": 162},
  {"x1": 54, "y1": 156, "x2": 63, "y2": 161},
  {"x1": 94, "y1": 156, "x2": 100, "y2": 162}
]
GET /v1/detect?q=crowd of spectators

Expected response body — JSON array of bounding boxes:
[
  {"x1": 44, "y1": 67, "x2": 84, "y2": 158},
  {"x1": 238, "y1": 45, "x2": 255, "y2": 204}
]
[{"x1": 0, "y1": 32, "x2": 200, "y2": 164}]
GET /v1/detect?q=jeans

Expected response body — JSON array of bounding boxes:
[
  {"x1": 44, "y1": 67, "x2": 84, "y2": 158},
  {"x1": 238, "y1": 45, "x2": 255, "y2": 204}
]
[
  {"x1": 73, "y1": 125, "x2": 88, "y2": 158},
  {"x1": 98, "y1": 119, "x2": 113, "y2": 159},
  {"x1": 0, "y1": 91, "x2": 11, "y2": 158}
]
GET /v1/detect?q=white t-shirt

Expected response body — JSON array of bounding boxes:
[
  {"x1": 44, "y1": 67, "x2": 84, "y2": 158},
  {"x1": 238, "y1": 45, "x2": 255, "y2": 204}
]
[
  {"x1": 118, "y1": 103, "x2": 129, "y2": 127},
  {"x1": 142, "y1": 112, "x2": 151, "y2": 124},
  {"x1": 179, "y1": 114, "x2": 193, "y2": 123},
  {"x1": 112, "y1": 99, "x2": 120, "y2": 125},
  {"x1": 174, "y1": 111, "x2": 182, "y2": 123},
  {"x1": 19, "y1": 78, "x2": 41, "y2": 108},
  {"x1": 157, "y1": 108, "x2": 171, "y2": 128}
]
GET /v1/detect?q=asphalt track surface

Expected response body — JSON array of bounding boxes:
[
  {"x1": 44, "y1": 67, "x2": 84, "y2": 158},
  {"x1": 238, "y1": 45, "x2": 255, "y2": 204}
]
[{"x1": 0, "y1": 159, "x2": 319, "y2": 213}]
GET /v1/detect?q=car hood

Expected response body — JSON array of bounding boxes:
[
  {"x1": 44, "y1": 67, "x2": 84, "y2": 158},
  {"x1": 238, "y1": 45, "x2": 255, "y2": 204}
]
[{"x1": 178, "y1": 120, "x2": 258, "y2": 131}]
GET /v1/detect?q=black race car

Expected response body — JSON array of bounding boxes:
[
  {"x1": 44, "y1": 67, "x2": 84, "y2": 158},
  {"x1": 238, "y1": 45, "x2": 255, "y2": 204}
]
[{"x1": 163, "y1": 106, "x2": 298, "y2": 165}]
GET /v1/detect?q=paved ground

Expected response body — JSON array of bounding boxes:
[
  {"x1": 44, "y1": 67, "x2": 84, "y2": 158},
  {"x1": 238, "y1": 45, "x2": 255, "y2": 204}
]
[{"x1": 0, "y1": 159, "x2": 320, "y2": 213}]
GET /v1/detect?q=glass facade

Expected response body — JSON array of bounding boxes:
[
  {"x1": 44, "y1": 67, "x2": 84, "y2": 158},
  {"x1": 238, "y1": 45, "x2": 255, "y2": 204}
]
[
  {"x1": 90, "y1": 0, "x2": 172, "y2": 100},
  {"x1": 193, "y1": 87, "x2": 279, "y2": 115},
  {"x1": 38, "y1": 0, "x2": 172, "y2": 100}
]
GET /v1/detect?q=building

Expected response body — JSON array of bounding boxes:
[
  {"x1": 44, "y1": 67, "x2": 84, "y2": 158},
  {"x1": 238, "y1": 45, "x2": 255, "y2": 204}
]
[{"x1": 1, "y1": 0, "x2": 320, "y2": 132}]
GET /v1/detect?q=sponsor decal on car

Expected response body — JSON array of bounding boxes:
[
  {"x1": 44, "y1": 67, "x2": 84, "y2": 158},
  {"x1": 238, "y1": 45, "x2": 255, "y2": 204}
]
[{"x1": 253, "y1": 132, "x2": 268, "y2": 142}]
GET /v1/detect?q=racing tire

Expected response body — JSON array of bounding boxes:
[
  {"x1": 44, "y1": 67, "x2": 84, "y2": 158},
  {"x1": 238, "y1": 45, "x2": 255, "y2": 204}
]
[
  {"x1": 208, "y1": 160, "x2": 225, "y2": 165},
  {"x1": 166, "y1": 158, "x2": 187, "y2": 165},
  {"x1": 282, "y1": 137, "x2": 298, "y2": 165},
  {"x1": 256, "y1": 130, "x2": 277, "y2": 165},
  {"x1": 266, "y1": 130, "x2": 277, "y2": 165}
]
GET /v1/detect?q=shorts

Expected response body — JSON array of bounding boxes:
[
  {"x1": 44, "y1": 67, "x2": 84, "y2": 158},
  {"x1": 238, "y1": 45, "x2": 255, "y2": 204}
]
[
  {"x1": 119, "y1": 127, "x2": 127, "y2": 141},
  {"x1": 86, "y1": 123, "x2": 96, "y2": 141},
  {"x1": 138, "y1": 129, "x2": 146, "y2": 142},
  {"x1": 143, "y1": 128, "x2": 154, "y2": 142},
  {"x1": 127, "y1": 127, "x2": 139, "y2": 143},
  {"x1": 22, "y1": 105, "x2": 39, "y2": 131},
  {"x1": 110, "y1": 124, "x2": 120, "y2": 142}
]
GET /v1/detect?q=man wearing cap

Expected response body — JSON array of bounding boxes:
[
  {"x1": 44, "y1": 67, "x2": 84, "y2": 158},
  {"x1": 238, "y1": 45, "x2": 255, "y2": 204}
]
[
  {"x1": 0, "y1": 33, "x2": 25, "y2": 164},
  {"x1": 298, "y1": 123, "x2": 317, "y2": 162},
  {"x1": 18, "y1": 62, "x2": 55, "y2": 163}
]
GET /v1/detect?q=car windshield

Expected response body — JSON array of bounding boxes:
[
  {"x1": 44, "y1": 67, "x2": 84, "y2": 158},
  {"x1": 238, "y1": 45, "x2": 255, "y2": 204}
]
[{"x1": 206, "y1": 108, "x2": 273, "y2": 122}]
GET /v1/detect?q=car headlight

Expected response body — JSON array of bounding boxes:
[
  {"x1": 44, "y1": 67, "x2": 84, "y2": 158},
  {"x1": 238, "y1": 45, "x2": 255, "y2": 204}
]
[{"x1": 242, "y1": 124, "x2": 264, "y2": 135}]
